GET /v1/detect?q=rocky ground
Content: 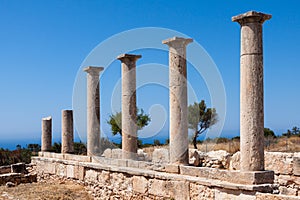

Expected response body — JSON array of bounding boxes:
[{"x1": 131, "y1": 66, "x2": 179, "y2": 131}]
[{"x1": 0, "y1": 180, "x2": 93, "y2": 200}]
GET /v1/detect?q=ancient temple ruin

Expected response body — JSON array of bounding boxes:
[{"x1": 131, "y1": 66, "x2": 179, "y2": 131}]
[{"x1": 34, "y1": 11, "x2": 300, "y2": 199}]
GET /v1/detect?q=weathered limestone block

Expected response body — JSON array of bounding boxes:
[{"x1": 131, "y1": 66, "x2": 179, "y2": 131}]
[
  {"x1": 256, "y1": 193, "x2": 300, "y2": 200},
  {"x1": 152, "y1": 148, "x2": 169, "y2": 164},
  {"x1": 111, "y1": 149, "x2": 122, "y2": 159},
  {"x1": 98, "y1": 171, "x2": 110, "y2": 185},
  {"x1": 207, "y1": 150, "x2": 231, "y2": 169},
  {"x1": 279, "y1": 186, "x2": 298, "y2": 196},
  {"x1": 190, "y1": 183, "x2": 215, "y2": 200},
  {"x1": 64, "y1": 154, "x2": 91, "y2": 162},
  {"x1": 229, "y1": 151, "x2": 241, "y2": 170},
  {"x1": 77, "y1": 165, "x2": 85, "y2": 181},
  {"x1": 85, "y1": 169, "x2": 99, "y2": 182},
  {"x1": 102, "y1": 148, "x2": 112, "y2": 158},
  {"x1": 111, "y1": 159, "x2": 128, "y2": 167},
  {"x1": 148, "y1": 179, "x2": 189, "y2": 199},
  {"x1": 56, "y1": 164, "x2": 66, "y2": 177},
  {"x1": 133, "y1": 176, "x2": 148, "y2": 194},
  {"x1": 165, "y1": 164, "x2": 179, "y2": 174},
  {"x1": 44, "y1": 162, "x2": 56, "y2": 174},
  {"x1": 293, "y1": 157, "x2": 300, "y2": 176},
  {"x1": 137, "y1": 149, "x2": 149, "y2": 161},
  {"x1": 215, "y1": 189, "x2": 256, "y2": 200},
  {"x1": 189, "y1": 149, "x2": 201, "y2": 166},
  {"x1": 127, "y1": 160, "x2": 139, "y2": 168},
  {"x1": 66, "y1": 165, "x2": 75, "y2": 178},
  {"x1": 265, "y1": 152, "x2": 293, "y2": 175}
]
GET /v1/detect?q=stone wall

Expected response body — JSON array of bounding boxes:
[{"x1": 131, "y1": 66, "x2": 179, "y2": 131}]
[
  {"x1": 230, "y1": 151, "x2": 300, "y2": 196},
  {"x1": 32, "y1": 152, "x2": 300, "y2": 200},
  {"x1": 0, "y1": 163, "x2": 37, "y2": 186}
]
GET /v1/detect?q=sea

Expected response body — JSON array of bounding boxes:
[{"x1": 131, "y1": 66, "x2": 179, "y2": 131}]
[{"x1": 0, "y1": 131, "x2": 239, "y2": 150}]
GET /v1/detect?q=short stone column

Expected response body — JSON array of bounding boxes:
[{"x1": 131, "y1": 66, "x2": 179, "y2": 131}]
[
  {"x1": 232, "y1": 11, "x2": 271, "y2": 171},
  {"x1": 163, "y1": 37, "x2": 193, "y2": 165},
  {"x1": 84, "y1": 66, "x2": 104, "y2": 156},
  {"x1": 61, "y1": 110, "x2": 74, "y2": 154},
  {"x1": 41, "y1": 116, "x2": 52, "y2": 152},
  {"x1": 117, "y1": 54, "x2": 141, "y2": 160}
]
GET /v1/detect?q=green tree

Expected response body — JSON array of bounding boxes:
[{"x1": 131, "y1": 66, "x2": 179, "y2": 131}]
[
  {"x1": 107, "y1": 108, "x2": 151, "y2": 136},
  {"x1": 283, "y1": 129, "x2": 293, "y2": 138},
  {"x1": 51, "y1": 142, "x2": 61, "y2": 153},
  {"x1": 153, "y1": 139, "x2": 161, "y2": 146},
  {"x1": 264, "y1": 128, "x2": 276, "y2": 149},
  {"x1": 188, "y1": 100, "x2": 218, "y2": 149},
  {"x1": 292, "y1": 126, "x2": 300, "y2": 136},
  {"x1": 27, "y1": 143, "x2": 41, "y2": 152},
  {"x1": 74, "y1": 141, "x2": 87, "y2": 155},
  {"x1": 264, "y1": 128, "x2": 276, "y2": 138}
]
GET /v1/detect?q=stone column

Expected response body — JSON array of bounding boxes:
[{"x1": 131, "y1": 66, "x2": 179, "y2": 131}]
[
  {"x1": 163, "y1": 37, "x2": 193, "y2": 165},
  {"x1": 232, "y1": 11, "x2": 271, "y2": 171},
  {"x1": 61, "y1": 110, "x2": 74, "y2": 154},
  {"x1": 117, "y1": 54, "x2": 141, "y2": 160},
  {"x1": 84, "y1": 66, "x2": 104, "y2": 156},
  {"x1": 41, "y1": 116, "x2": 52, "y2": 152}
]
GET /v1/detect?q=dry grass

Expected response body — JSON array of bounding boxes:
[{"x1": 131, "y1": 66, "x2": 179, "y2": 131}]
[
  {"x1": 0, "y1": 181, "x2": 93, "y2": 200},
  {"x1": 142, "y1": 136, "x2": 300, "y2": 155}
]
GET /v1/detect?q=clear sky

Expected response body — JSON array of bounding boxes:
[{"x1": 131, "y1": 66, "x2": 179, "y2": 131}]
[{"x1": 0, "y1": 0, "x2": 299, "y2": 148}]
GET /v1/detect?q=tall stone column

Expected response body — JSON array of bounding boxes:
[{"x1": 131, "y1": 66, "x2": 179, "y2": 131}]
[
  {"x1": 84, "y1": 66, "x2": 104, "y2": 156},
  {"x1": 117, "y1": 54, "x2": 141, "y2": 160},
  {"x1": 163, "y1": 37, "x2": 193, "y2": 165},
  {"x1": 61, "y1": 110, "x2": 74, "y2": 154},
  {"x1": 232, "y1": 11, "x2": 271, "y2": 171},
  {"x1": 41, "y1": 116, "x2": 52, "y2": 152}
]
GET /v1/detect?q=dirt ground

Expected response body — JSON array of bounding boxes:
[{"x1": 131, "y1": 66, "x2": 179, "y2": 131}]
[{"x1": 0, "y1": 181, "x2": 93, "y2": 200}]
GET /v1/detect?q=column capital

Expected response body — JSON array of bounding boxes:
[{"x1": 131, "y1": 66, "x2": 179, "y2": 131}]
[
  {"x1": 117, "y1": 54, "x2": 142, "y2": 62},
  {"x1": 232, "y1": 11, "x2": 272, "y2": 25},
  {"x1": 83, "y1": 66, "x2": 104, "y2": 76},
  {"x1": 162, "y1": 37, "x2": 193, "y2": 48}
]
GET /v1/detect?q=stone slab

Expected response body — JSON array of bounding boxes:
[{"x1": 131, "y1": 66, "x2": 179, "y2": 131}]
[
  {"x1": 64, "y1": 154, "x2": 91, "y2": 162},
  {"x1": 165, "y1": 164, "x2": 179, "y2": 174},
  {"x1": 293, "y1": 157, "x2": 300, "y2": 176},
  {"x1": 180, "y1": 166, "x2": 274, "y2": 185},
  {"x1": 132, "y1": 176, "x2": 148, "y2": 194}
]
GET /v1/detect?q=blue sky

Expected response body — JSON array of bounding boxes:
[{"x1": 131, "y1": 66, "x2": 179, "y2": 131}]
[{"x1": 0, "y1": 0, "x2": 299, "y2": 148}]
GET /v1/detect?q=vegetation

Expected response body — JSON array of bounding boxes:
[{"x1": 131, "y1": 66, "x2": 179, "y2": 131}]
[
  {"x1": 188, "y1": 100, "x2": 218, "y2": 149},
  {"x1": 283, "y1": 126, "x2": 300, "y2": 138},
  {"x1": 107, "y1": 108, "x2": 151, "y2": 136},
  {"x1": 0, "y1": 146, "x2": 33, "y2": 165}
]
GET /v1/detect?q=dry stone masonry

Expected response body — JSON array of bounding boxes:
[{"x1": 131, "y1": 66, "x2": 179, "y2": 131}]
[{"x1": 232, "y1": 11, "x2": 272, "y2": 172}]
